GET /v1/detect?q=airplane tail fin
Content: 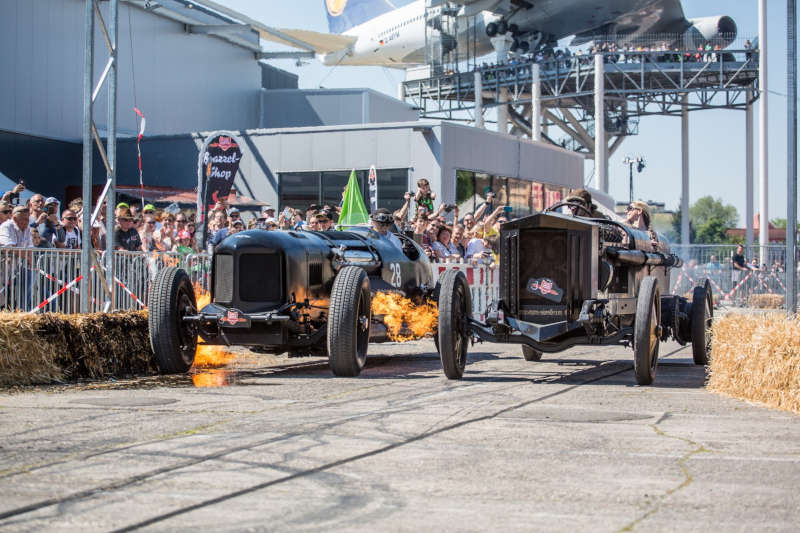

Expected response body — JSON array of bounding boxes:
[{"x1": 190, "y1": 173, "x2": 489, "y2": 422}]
[{"x1": 324, "y1": 0, "x2": 413, "y2": 34}]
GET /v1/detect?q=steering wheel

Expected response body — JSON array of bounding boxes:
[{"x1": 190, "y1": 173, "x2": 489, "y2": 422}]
[{"x1": 545, "y1": 201, "x2": 593, "y2": 218}]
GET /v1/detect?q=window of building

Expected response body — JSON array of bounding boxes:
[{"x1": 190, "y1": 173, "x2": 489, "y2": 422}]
[
  {"x1": 456, "y1": 170, "x2": 571, "y2": 219},
  {"x1": 279, "y1": 169, "x2": 409, "y2": 214}
]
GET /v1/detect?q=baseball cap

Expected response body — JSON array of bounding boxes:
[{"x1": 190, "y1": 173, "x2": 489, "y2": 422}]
[
  {"x1": 228, "y1": 207, "x2": 240, "y2": 215},
  {"x1": 232, "y1": 219, "x2": 244, "y2": 227},
  {"x1": 262, "y1": 205, "x2": 275, "y2": 212},
  {"x1": 12, "y1": 205, "x2": 29, "y2": 214},
  {"x1": 116, "y1": 202, "x2": 130, "y2": 210},
  {"x1": 45, "y1": 197, "x2": 59, "y2": 206},
  {"x1": 143, "y1": 203, "x2": 156, "y2": 212}
]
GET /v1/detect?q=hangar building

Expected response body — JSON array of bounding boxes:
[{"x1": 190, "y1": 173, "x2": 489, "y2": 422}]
[{"x1": 1, "y1": 0, "x2": 584, "y2": 216}]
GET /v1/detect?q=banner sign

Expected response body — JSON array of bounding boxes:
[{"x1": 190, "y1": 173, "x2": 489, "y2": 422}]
[
  {"x1": 368, "y1": 165, "x2": 378, "y2": 213},
  {"x1": 196, "y1": 131, "x2": 243, "y2": 246}
]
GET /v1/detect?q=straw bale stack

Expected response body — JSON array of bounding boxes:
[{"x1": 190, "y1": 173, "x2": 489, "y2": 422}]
[
  {"x1": 0, "y1": 311, "x2": 156, "y2": 386},
  {"x1": 746, "y1": 294, "x2": 785, "y2": 309},
  {"x1": 709, "y1": 313, "x2": 800, "y2": 414}
]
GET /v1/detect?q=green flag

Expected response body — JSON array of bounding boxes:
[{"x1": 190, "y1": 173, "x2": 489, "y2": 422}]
[{"x1": 337, "y1": 169, "x2": 370, "y2": 227}]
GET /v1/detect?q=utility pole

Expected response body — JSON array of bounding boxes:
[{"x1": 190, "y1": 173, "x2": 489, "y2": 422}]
[
  {"x1": 622, "y1": 156, "x2": 645, "y2": 203},
  {"x1": 759, "y1": 0, "x2": 769, "y2": 265},
  {"x1": 788, "y1": 0, "x2": 797, "y2": 314}
]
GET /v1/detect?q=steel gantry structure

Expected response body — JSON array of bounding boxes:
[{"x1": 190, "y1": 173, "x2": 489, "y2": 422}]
[{"x1": 401, "y1": 44, "x2": 761, "y2": 245}]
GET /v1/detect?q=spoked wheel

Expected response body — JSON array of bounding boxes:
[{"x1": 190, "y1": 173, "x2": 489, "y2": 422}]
[
  {"x1": 148, "y1": 267, "x2": 198, "y2": 373},
  {"x1": 437, "y1": 270, "x2": 472, "y2": 380},
  {"x1": 522, "y1": 346, "x2": 543, "y2": 361},
  {"x1": 691, "y1": 279, "x2": 714, "y2": 365},
  {"x1": 327, "y1": 266, "x2": 371, "y2": 377},
  {"x1": 633, "y1": 276, "x2": 661, "y2": 385}
]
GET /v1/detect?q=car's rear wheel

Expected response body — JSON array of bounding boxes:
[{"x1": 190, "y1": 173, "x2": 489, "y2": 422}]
[
  {"x1": 633, "y1": 276, "x2": 660, "y2": 385},
  {"x1": 437, "y1": 270, "x2": 471, "y2": 380},
  {"x1": 522, "y1": 345, "x2": 543, "y2": 361},
  {"x1": 327, "y1": 266, "x2": 371, "y2": 377},
  {"x1": 691, "y1": 280, "x2": 713, "y2": 365},
  {"x1": 148, "y1": 267, "x2": 197, "y2": 373}
]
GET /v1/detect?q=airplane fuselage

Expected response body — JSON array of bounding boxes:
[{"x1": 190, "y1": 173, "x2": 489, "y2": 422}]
[{"x1": 319, "y1": 0, "x2": 695, "y2": 68}]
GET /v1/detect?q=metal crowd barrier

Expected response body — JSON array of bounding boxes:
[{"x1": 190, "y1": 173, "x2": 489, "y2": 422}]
[
  {"x1": 668, "y1": 245, "x2": 800, "y2": 309},
  {"x1": 430, "y1": 262, "x2": 499, "y2": 321},
  {"x1": 0, "y1": 248, "x2": 212, "y2": 314}
]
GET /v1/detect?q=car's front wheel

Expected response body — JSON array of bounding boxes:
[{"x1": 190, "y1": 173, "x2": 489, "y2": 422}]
[
  {"x1": 633, "y1": 276, "x2": 660, "y2": 385},
  {"x1": 327, "y1": 266, "x2": 371, "y2": 377},
  {"x1": 148, "y1": 267, "x2": 197, "y2": 373},
  {"x1": 437, "y1": 270, "x2": 471, "y2": 380}
]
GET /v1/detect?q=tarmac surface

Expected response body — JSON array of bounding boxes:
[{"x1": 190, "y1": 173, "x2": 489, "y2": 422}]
[{"x1": 1, "y1": 340, "x2": 799, "y2": 532}]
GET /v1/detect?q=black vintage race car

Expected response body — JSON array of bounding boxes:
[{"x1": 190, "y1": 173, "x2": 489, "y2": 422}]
[
  {"x1": 436, "y1": 204, "x2": 713, "y2": 385},
  {"x1": 148, "y1": 227, "x2": 433, "y2": 376}
]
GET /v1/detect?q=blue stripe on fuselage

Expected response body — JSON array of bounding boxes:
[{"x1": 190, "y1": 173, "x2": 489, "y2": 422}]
[{"x1": 324, "y1": 0, "x2": 416, "y2": 34}]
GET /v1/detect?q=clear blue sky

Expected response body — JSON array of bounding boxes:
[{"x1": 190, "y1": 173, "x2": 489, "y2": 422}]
[{"x1": 225, "y1": 0, "x2": 799, "y2": 225}]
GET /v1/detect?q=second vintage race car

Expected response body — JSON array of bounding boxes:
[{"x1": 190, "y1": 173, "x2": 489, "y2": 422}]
[
  {"x1": 436, "y1": 202, "x2": 713, "y2": 386},
  {"x1": 148, "y1": 225, "x2": 434, "y2": 377}
]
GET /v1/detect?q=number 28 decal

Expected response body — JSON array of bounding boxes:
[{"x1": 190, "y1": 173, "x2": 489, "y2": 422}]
[{"x1": 389, "y1": 263, "x2": 402, "y2": 288}]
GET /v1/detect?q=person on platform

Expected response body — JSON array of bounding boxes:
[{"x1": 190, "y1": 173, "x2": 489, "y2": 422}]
[{"x1": 371, "y1": 208, "x2": 402, "y2": 250}]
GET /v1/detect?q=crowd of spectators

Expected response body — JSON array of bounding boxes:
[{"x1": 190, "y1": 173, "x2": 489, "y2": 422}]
[
  {"x1": 474, "y1": 38, "x2": 754, "y2": 78},
  {"x1": 0, "y1": 182, "x2": 206, "y2": 255}
]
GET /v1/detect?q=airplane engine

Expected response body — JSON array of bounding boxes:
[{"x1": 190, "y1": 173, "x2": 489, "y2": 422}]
[{"x1": 682, "y1": 16, "x2": 738, "y2": 49}]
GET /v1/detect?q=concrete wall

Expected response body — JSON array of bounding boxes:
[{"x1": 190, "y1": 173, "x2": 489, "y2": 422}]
[
  {"x1": 0, "y1": 0, "x2": 261, "y2": 141},
  {"x1": 260, "y1": 89, "x2": 418, "y2": 129}
]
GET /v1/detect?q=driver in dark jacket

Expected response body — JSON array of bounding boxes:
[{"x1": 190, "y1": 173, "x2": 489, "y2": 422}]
[{"x1": 564, "y1": 188, "x2": 608, "y2": 219}]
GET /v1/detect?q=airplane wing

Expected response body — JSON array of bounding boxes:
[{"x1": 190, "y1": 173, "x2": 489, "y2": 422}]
[{"x1": 256, "y1": 28, "x2": 357, "y2": 55}]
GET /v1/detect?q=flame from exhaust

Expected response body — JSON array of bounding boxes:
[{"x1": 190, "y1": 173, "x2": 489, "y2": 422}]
[
  {"x1": 191, "y1": 284, "x2": 238, "y2": 384},
  {"x1": 371, "y1": 291, "x2": 438, "y2": 342},
  {"x1": 192, "y1": 369, "x2": 230, "y2": 387}
]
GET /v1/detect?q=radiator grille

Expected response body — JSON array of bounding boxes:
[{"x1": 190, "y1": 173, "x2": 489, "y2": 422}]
[
  {"x1": 239, "y1": 253, "x2": 282, "y2": 303},
  {"x1": 214, "y1": 254, "x2": 234, "y2": 303},
  {"x1": 519, "y1": 229, "x2": 568, "y2": 308},
  {"x1": 309, "y1": 262, "x2": 323, "y2": 286}
]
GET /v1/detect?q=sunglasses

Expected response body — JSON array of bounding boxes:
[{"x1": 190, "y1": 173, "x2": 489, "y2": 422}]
[
  {"x1": 146, "y1": 221, "x2": 156, "y2": 225},
  {"x1": 0, "y1": 210, "x2": 11, "y2": 215},
  {"x1": 229, "y1": 213, "x2": 240, "y2": 218},
  {"x1": 626, "y1": 206, "x2": 640, "y2": 212},
  {"x1": 65, "y1": 216, "x2": 77, "y2": 221}
]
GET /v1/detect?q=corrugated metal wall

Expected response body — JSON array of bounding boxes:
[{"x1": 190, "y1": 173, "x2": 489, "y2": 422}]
[
  {"x1": 260, "y1": 89, "x2": 418, "y2": 128},
  {"x1": 0, "y1": 0, "x2": 261, "y2": 141}
]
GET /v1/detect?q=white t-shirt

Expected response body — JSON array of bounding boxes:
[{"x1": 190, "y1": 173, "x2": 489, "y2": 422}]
[
  {"x1": 60, "y1": 227, "x2": 81, "y2": 249},
  {"x1": 465, "y1": 238, "x2": 490, "y2": 258}
]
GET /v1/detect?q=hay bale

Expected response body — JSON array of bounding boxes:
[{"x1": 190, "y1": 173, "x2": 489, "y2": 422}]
[
  {"x1": 0, "y1": 314, "x2": 64, "y2": 385},
  {"x1": 709, "y1": 313, "x2": 800, "y2": 414},
  {"x1": 0, "y1": 311, "x2": 157, "y2": 386},
  {"x1": 747, "y1": 294, "x2": 785, "y2": 309}
]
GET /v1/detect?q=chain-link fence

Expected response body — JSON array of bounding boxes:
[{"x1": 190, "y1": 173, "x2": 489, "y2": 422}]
[
  {"x1": 669, "y1": 245, "x2": 799, "y2": 309},
  {"x1": 0, "y1": 249, "x2": 212, "y2": 314}
]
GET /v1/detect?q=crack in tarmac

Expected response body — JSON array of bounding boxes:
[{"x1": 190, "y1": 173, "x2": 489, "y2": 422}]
[{"x1": 617, "y1": 422, "x2": 712, "y2": 532}]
